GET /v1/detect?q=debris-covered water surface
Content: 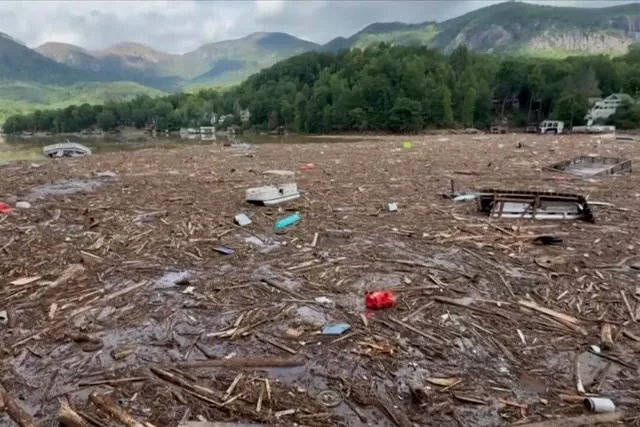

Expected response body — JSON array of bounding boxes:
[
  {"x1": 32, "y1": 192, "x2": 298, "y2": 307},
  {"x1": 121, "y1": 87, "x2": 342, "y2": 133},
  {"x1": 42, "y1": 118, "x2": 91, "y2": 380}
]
[{"x1": 0, "y1": 134, "x2": 639, "y2": 426}]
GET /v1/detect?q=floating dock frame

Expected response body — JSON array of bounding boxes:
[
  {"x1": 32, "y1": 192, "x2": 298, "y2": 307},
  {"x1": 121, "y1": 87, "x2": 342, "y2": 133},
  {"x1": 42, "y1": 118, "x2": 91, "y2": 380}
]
[
  {"x1": 476, "y1": 189, "x2": 595, "y2": 222},
  {"x1": 544, "y1": 156, "x2": 631, "y2": 177}
]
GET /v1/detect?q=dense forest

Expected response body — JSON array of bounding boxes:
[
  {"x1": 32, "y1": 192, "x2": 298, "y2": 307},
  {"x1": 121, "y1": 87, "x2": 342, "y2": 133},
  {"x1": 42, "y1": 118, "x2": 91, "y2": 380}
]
[{"x1": 4, "y1": 44, "x2": 640, "y2": 134}]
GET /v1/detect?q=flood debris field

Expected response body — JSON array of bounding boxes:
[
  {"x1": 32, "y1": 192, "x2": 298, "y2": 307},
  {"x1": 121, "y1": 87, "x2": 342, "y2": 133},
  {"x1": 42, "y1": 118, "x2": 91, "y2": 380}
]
[{"x1": 1, "y1": 134, "x2": 640, "y2": 427}]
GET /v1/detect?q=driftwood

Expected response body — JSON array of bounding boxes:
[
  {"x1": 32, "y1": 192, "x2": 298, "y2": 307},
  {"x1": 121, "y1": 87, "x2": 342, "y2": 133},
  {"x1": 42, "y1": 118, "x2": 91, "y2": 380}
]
[
  {"x1": 518, "y1": 299, "x2": 587, "y2": 335},
  {"x1": 515, "y1": 412, "x2": 623, "y2": 427},
  {"x1": 177, "y1": 356, "x2": 305, "y2": 369},
  {"x1": 518, "y1": 300, "x2": 579, "y2": 324},
  {"x1": 2, "y1": 134, "x2": 640, "y2": 426},
  {"x1": 89, "y1": 392, "x2": 147, "y2": 427},
  {"x1": 0, "y1": 385, "x2": 36, "y2": 427},
  {"x1": 150, "y1": 367, "x2": 224, "y2": 404},
  {"x1": 58, "y1": 400, "x2": 91, "y2": 427}
]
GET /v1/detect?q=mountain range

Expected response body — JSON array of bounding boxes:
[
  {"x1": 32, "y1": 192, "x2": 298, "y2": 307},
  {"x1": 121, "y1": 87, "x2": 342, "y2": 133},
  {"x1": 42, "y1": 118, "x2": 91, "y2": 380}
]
[{"x1": 1, "y1": 1, "x2": 639, "y2": 121}]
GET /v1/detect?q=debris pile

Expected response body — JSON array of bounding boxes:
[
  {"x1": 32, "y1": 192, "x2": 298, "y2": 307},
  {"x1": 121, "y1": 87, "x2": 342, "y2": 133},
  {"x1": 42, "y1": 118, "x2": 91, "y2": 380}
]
[{"x1": 0, "y1": 133, "x2": 639, "y2": 426}]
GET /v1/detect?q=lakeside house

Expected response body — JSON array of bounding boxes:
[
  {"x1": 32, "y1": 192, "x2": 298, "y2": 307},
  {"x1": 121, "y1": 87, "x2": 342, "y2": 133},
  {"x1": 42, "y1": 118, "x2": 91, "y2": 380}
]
[{"x1": 585, "y1": 93, "x2": 634, "y2": 123}]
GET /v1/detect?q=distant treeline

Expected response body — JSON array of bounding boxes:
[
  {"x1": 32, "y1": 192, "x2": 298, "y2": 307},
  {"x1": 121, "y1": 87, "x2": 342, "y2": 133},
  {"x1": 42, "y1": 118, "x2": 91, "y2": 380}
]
[{"x1": 4, "y1": 44, "x2": 640, "y2": 134}]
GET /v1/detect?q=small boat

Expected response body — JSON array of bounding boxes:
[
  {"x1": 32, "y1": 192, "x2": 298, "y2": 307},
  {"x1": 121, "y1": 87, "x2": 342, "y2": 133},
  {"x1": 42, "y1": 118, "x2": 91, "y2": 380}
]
[{"x1": 43, "y1": 141, "x2": 92, "y2": 158}]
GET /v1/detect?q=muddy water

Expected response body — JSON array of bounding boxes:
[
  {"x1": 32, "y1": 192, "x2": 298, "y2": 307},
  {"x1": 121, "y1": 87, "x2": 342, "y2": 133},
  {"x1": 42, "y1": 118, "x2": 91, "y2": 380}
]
[{"x1": 0, "y1": 134, "x2": 368, "y2": 164}]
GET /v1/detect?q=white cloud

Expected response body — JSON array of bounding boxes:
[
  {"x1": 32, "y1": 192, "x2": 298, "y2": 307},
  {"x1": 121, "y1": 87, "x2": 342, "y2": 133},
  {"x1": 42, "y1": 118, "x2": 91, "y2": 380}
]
[
  {"x1": 255, "y1": 0, "x2": 286, "y2": 17},
  {"x1": 0, "y1": 0, "x2": 636, "y2": 53}
]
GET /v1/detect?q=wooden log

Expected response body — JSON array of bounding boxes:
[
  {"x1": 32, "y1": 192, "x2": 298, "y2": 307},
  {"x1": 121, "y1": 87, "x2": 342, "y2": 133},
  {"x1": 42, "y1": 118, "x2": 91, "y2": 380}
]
[
  {"x1": 0, "y1": 385, "x2": 36, "y2": 427},
  {"x1": 59, "y1": 400, "x2": 91, "y2": 427},
  {"x1": 89, "y1": 392, "x2": 145, "y2": 427},
  {"x1": 518, "y1": 299, "x2": 579, "y2": 324},
  {"x1": 177, "y1": 356, "x2": 305, "y2": 369},
  {"x1": 515, "y1": 412, "x2": 623, "y2": 427},
  {"x1": 150, "y1": 367, "x2": 223, "y2": 404}
]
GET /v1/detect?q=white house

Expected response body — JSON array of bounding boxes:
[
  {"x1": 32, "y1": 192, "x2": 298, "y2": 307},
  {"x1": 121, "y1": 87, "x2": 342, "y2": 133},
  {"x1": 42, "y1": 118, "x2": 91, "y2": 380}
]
[
  {"x1": 240, "y1": 109, "x2": 251, "y2": 123},
  {"x1": 585, "y1": 93, "x2": 634, "y2": 123},
  {"x1": 218, "y1": 114, "x2": 232, "y2": 125}
]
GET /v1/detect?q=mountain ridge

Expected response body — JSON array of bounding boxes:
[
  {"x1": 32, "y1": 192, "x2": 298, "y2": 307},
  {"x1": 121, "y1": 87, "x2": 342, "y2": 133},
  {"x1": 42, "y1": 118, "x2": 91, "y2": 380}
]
[
  {"x1": 33, "y1": 31, "x2": 319, "y2": 87},
  {"x1": 27, "y1": 2, "x2": 640, "y2": 89},
  {"x1": 321, "y1": 1, "x2": 640, "y2": 54},
  {"x1": 1, "y1": 0, "x2": 638, "y2": 122}
]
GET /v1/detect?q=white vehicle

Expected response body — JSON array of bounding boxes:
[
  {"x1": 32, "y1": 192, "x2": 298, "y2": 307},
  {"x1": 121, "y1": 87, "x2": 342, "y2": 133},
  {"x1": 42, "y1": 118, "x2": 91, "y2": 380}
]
[{"x1": 539, "y1": 120, "x2": 564, "y2": 134}]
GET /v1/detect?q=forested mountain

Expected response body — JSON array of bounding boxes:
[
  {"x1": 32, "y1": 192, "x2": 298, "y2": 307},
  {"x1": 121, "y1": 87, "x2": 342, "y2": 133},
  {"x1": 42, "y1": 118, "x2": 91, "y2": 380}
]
[
  {"x1": 1, "y1": 1, "x2": 639, "y2": 125},
  {"x1": 0, "y1": 33, "x2": 92, "y2": 85},
  {"x1": 35, "y1": 32, "x2": 320, "y2": 89},
  {"x1": 1, "y1": 31, "x2": 317, "y2": 120},
  {"x1": 29, "y1": 2, "x2": 640, "y2": 91},
  {"x1": 5, "y1": 44, "x2": 640, "y2": 134},
  {"x1": 323, "y1": 2, "x2": 640, "y2": 56}
]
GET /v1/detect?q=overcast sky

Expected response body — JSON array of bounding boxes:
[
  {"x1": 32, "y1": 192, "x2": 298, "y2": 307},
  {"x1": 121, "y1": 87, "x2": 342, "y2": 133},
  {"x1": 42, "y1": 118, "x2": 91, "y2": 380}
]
[{"x1": 0, "y1": 0, "x2": 636, "y2": 54}]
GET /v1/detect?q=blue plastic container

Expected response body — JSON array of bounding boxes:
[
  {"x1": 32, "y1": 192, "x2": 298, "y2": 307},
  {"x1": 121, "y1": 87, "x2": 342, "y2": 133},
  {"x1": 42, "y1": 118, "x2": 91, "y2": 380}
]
[{"x1": 274, "y1": 212, "x2": 302, "y2": 231}]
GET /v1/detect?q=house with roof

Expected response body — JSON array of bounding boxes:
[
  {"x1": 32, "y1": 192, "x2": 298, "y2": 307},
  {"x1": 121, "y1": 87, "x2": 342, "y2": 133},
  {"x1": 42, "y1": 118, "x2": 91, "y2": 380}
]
[{"x1": 585, "y1": 93, "x2": 634, "y2": 123}]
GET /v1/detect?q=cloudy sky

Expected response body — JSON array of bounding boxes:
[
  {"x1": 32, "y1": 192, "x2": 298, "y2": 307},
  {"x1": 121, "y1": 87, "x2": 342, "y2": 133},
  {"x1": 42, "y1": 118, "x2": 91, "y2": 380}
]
[{"x1": 0, "y1": 0, "x2": 636, "y2": 54}]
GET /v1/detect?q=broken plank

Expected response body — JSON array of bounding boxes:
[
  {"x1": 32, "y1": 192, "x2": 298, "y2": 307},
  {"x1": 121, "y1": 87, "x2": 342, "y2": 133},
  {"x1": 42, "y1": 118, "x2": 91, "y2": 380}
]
[
  {"x1": 103, "y1": 280, "x2": 151, "y2": 303},
  {"x1": 453, "y1": 393, "x2": 488, "y2": 405},
  {"x1": 256, "y1": 334, "x2": 297, "y2": 354},
  {"x1": 434, "y1": 296, "x2": 509, "y2": 319},
  {"x1": 89, "y1": 392, "x2": 147, "y2": 427},
  {"x1": 222, "y1": 373, "x2": 244, "y2": 401},
  {"x1": 78, "y1": 376, "x2": 148, "y2": 387},
  {"x1": 514, "y1": 412, "x2": 623, "y2": 427},
  {"x1": 388, "y1": 316, "x2": 446, "y2": 345},
  {"x1": 518, "y1": 299, "x2": 580, "y2": 324},
  {"x1": 620, "y1": 290, "x2": 636, "y2": 322},
  {"x1": 59, "y1": 400, "x2": 91, "y2": 427},
  {"x1": 0, "y1": 384, "x2": 36, "y2": 427},
  {"x1": 150, "y1": 367, "x2": 223, "y2": 404},
  {"x1": 177, "y1": 357, "x2": 305, "y2": 369},
  {"x1": 9, "y1": 276, "x2": 41, "y2": 286}
]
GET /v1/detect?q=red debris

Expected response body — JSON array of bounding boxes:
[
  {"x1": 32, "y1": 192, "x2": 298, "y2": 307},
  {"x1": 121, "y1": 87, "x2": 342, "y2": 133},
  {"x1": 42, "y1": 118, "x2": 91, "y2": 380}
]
[
  {"x1": 0, "y1": 202, "x2": 13, "y2": 214},
  {"x1": 365, "y1": 290, "x2": 397, "y2": 310}
]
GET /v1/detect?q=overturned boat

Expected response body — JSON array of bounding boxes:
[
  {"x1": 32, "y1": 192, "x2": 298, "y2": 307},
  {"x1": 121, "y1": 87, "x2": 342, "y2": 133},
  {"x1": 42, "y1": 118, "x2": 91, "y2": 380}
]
[{"x1": 43, "y1": 142, "x2": 92, "y2": 158}]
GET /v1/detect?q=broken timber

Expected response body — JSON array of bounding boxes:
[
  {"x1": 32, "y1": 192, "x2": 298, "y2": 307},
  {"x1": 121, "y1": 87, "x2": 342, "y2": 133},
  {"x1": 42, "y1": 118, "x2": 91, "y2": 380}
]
[
  {"x1": 515, "y1": 412, "x2": 624, "y2": 427},
  {"x1": 177, "y1": 356, "x2": 305, "y2": 369}
]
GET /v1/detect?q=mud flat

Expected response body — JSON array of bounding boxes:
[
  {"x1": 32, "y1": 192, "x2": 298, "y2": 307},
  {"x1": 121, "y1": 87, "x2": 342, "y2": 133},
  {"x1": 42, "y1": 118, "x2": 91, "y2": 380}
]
[{"x1": 0, "y1": 133, "x2": 639, "y2": 426}]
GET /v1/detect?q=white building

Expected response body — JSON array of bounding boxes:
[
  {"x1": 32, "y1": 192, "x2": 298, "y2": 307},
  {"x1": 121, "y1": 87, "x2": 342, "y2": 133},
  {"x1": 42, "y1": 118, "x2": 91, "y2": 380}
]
[
  {"x1": 585, "y1": 93, "x2": 634, "y2": 123},
  {"x1": 218, "y1": 114, "x2": 231, "y2": 125},
  {"x1": 240, "y1": 109, "x2": 251, "y2": 123}
]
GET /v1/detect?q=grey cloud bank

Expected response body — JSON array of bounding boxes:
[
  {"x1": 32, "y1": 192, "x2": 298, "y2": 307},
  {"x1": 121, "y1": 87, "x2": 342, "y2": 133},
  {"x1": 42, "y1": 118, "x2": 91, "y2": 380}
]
[{"x1": 0, "y1": 0, "x2": 636, "y2": 53}]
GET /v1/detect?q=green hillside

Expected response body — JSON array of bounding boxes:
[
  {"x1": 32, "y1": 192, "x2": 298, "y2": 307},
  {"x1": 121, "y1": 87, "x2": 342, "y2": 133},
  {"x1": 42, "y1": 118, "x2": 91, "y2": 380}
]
[
  {"x1": 0, "y1": 81, "x2": 164, "y2": 124},
  {"x1": 5, "y1": 44, "x2": 640, "y2": 133},
  {"x1": 1, "y1": 0, "x2": 639, "y2": 112}
]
